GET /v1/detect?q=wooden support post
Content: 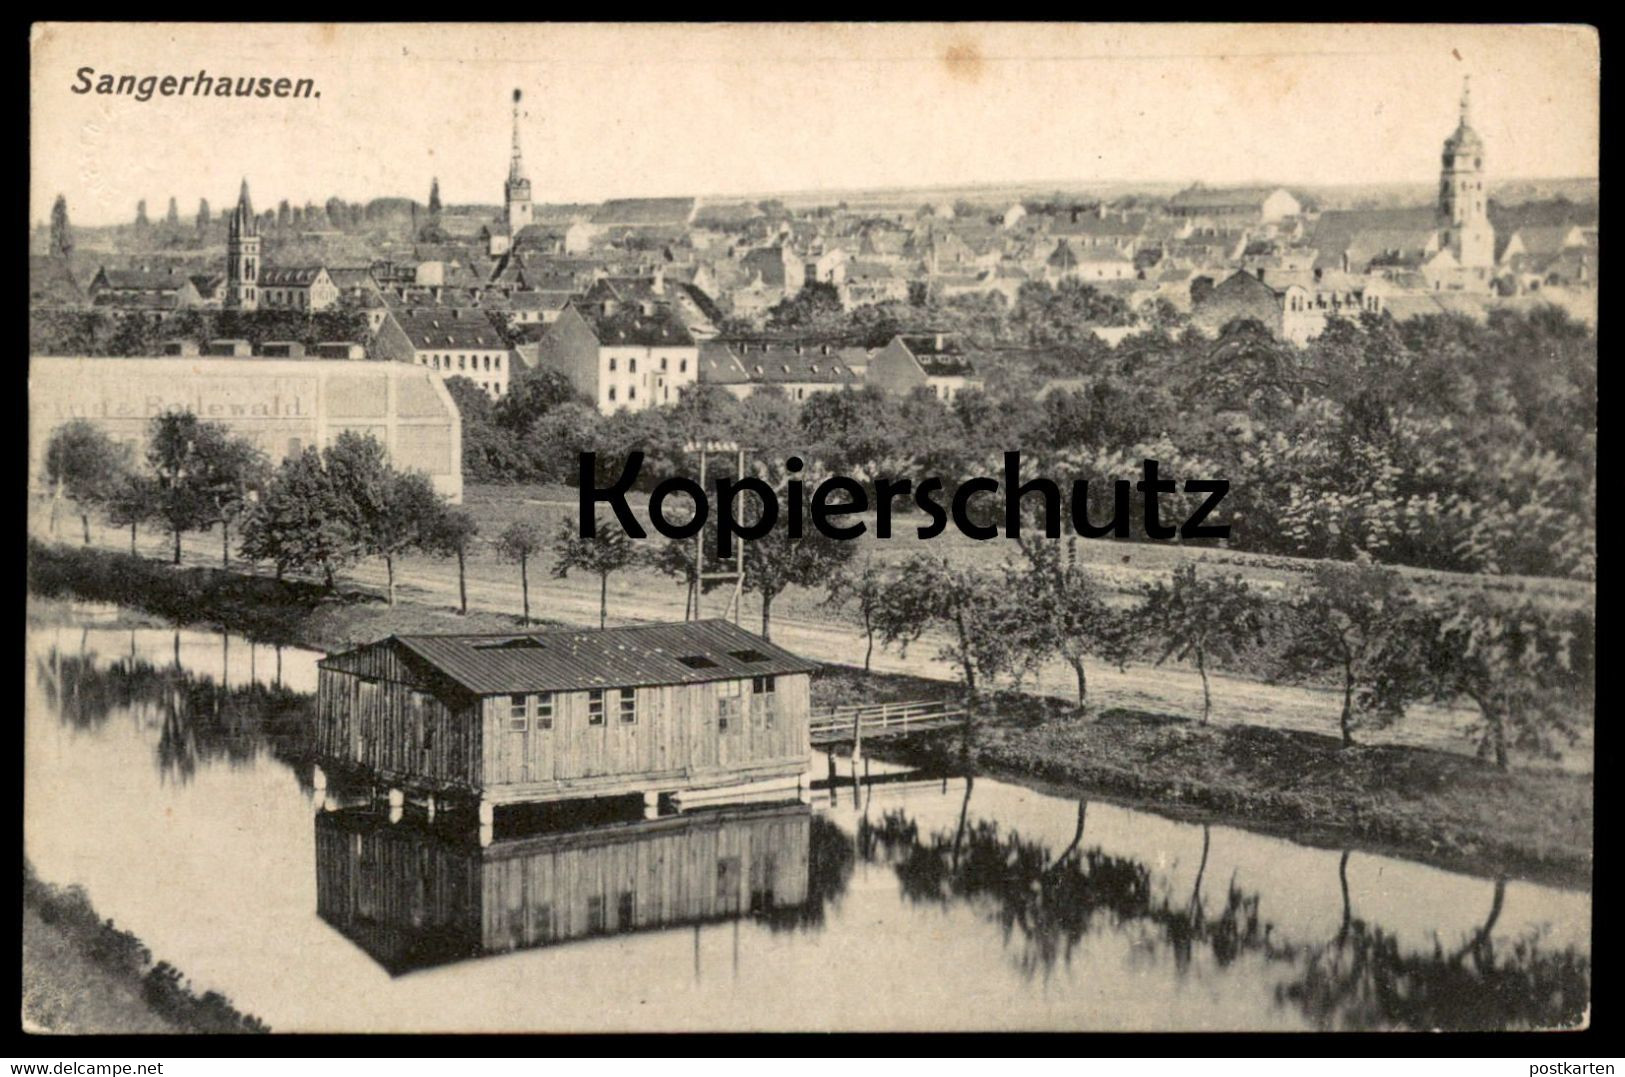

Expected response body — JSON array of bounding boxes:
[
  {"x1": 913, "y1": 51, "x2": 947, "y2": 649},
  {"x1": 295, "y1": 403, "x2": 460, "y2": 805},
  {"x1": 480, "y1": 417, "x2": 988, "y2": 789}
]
[
  {"x1": 478, "y1": 801, "x2": 495, "y2": 827},
  {"x1": 851, "y1": 709, "x2": 863, "y2": 761},
  {"x1": 312, "y1": 765, "x2": 327, "y2": 793},
  {"x1": 425, "y1": 794, "x2": 437, "y2": 822},
  {"x1": 387, "y1": 788, "x2": 405, "y2": 809},
  {"x1": 479, "y1": 824, "x2": 493, "y2": 848},
  {"x1": 643, "y1": 791, "x2": 660, "y2": 820}
]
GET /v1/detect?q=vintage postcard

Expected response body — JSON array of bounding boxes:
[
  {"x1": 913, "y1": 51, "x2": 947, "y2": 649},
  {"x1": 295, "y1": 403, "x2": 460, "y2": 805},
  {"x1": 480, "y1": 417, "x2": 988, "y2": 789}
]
[{"x1": 25, "y1": 22, "x2": 1596, "y2": 1036}]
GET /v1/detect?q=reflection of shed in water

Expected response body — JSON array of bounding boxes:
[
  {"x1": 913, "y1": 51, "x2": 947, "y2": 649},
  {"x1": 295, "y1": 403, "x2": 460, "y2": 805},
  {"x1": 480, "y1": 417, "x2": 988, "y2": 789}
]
[{"x1": 314, "y1": 802, "x2": 812, "y2": 975}]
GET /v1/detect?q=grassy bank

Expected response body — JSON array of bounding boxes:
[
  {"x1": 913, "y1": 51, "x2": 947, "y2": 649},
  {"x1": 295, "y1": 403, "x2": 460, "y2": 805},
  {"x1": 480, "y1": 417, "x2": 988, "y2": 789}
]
[
  {"x1": 27, "y1": 538, "x2": 562, "y2": 652},
  {"x1": 810, "y1": 665, "x2": 1591, "y2": 889},
  {"x1": 22, "y1": 862, "x2": 267, "y2": 1034},
  {"x1": 29, "y1": 540, "x2": 1593, "y2": 890}
]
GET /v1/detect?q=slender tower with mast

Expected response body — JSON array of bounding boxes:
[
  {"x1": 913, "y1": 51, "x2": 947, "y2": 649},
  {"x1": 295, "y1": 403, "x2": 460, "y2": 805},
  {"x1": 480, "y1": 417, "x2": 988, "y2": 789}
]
[
  {"x1": 505, "y1": 88, "x2": 533, "y2": 233},
  {"x1": 1438, "y1": 75, "x2": 1494, "y2": 273}
]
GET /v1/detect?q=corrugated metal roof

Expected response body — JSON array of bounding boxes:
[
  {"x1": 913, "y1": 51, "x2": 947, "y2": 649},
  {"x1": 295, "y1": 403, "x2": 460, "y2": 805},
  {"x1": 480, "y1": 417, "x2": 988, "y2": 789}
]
[{"x1": 321, "y1": 619, "x2": 818, "y2": 696}]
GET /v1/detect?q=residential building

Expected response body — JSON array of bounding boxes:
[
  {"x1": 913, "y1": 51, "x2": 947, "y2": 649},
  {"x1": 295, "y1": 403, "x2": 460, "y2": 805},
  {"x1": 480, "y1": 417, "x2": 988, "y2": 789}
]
[
  {"x1": 867, "y1": 333, "x2": 984, "y2": 401},
  {"x1": 534, "y1": 299, "x2": 699, "y2": 412},
  {"x1": 375, "y1": 307, "x2": 514, "y2": 399},
  {"x1": 258, "y1": 266, "x2": 340, "y2": 312}
]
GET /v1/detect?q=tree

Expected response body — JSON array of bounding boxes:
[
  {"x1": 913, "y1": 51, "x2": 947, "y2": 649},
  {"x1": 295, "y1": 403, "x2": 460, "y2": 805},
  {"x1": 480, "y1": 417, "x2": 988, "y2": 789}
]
[
  {"x1": 872, "y1": 553, "x2": 1043, "y2": 702},
  {"x1": 1421, "y1": 593, "x2": 1593, "y2": 770},
  {"x1": 49, "y1": 195, "x2": 72, "y2": 259},
  {"x1": 1272, "y1": 562, "x2": 1430, "y2": 747},
  {"x1": 824, "y1": 555, "x2": 887, "y2": 672},
  {"x1": 166, "y1": 197, "x2": 179, "y2": 226},
  {"x1": 651, "y1": 536, "x2": 704, "y2": 619},
  {"x1": 730, "y1": 467, "x2": 857, "y2": 640},
  {"x1": 196, "y1": 198, "x2": 211, "y2": 234},
  {"x1": 192, "y1": 430, "x2": 271, "y2": 569},
  {"x1": 552, "y1": 515, "x2": 637, "y2": 629},
  {"x1": 239, "y1": 448, "x2": 354, "y2": 588},
  {"x1": 495, "y1": 369, "x2": 591, "y2": 439},
  {"x1": 1139, "y1": 565, "x2": 1268, "y2": 723},
  {"x1": 145, "y1": 412, "x2": 220, "y2": 564},
  {"x1": 427, "y1": 508, "x2": 480, "y2": 615},
  {"x1": 43, "y1": 420, "x2": 130, "y2": 543},
  {"x1": 765, "y1": 281, "x2": 846, "y2": 331},
  {"x1": 106, "y1": 473, "x2": 160, "y2": 555},
  {"x1": 428, "y1": 177, "x2": 442, "y2": 218},
  {"x1": 494, "y1": 520, "x2": 546, "y2": 626},
  {"x1": 318, "y1": 431, "x2": 444, "y2": 606},
  {"x1": 135, "y1": 200, "x2": 149, "y2": 229},
  {"x1": 276, "y1": 200, "x2": 291, "y2": 231},
  {"x1": 1016, "y1": 535, "x2": 1134, "y2": 707},
  {"x1": 365, "y1": 471, "x2": 447, "y2": 607}
]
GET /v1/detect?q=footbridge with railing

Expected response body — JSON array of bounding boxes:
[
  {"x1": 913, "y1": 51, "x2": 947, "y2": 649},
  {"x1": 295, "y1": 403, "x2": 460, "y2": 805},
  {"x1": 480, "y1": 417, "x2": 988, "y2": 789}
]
[{"x1": 808, "y1": 699, "x2": 968, "y2": 750}]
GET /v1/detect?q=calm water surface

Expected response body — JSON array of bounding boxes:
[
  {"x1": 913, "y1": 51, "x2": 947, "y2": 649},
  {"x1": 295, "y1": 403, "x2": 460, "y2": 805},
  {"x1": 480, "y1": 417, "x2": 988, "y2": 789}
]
[{"x1": 24, "y1": 603, "x2": 1590, "y2": 1032}]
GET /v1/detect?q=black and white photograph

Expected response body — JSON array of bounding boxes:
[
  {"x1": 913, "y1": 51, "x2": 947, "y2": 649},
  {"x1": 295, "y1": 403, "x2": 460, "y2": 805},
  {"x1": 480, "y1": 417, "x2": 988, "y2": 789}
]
[{"x1": 24, "y1": 22, "x2": 1597, "y2": 1036}]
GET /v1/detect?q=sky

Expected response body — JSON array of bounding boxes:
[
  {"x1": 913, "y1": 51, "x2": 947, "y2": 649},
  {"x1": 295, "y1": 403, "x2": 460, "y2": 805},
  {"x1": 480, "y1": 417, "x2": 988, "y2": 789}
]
[{"x1": 30, "y1": 23, "x2": 1600, "y2": 227}]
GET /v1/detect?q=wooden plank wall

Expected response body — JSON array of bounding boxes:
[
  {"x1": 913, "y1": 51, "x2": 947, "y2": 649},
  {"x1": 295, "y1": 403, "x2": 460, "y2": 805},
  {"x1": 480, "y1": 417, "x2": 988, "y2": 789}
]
[
  {"x1": 480, "y1": 673, "x2": 811, "y2": 792},
  {"x1": 313, "y1": 809, "x2": 812, "y2": 970},
  {"x1": 316, "y1": 642, "x2": 481, "y2": 789},
  {"x1": 318, "y1": 640, "x2": 812, "y2": 797},
  {"x1": 313, "y1": 819, "x2": 483, "y2": 972},
  {"x1": 479, "y1": 810, "x2": 811, "y2": 953}
]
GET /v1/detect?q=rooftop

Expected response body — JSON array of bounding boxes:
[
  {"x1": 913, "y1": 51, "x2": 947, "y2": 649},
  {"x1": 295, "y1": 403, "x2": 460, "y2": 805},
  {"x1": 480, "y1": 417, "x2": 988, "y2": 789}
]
[{"x1": 320, "y1": 620, "x2": 817, "y2": 696}]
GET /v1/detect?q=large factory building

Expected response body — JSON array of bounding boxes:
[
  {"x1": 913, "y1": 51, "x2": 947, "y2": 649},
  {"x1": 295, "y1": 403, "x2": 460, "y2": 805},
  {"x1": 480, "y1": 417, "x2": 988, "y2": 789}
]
[{"x1": 29, "y1": 356, "x2": 463, "y2": 501}]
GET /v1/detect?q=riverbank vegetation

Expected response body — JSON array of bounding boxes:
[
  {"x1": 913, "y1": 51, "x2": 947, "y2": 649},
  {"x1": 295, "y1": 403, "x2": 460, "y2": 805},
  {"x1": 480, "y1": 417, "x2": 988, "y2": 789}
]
[{"x1": 22, "y1": 861, "x2": 267, "y2": 1034}]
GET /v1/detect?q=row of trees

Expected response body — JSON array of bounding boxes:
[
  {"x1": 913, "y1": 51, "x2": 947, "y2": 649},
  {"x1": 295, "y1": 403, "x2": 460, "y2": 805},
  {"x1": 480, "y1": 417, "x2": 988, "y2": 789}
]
[
  {"x1": 44, "y1": 414, "x2": 1592, "y2": 771},
  {"x1": 42, "y1": 415, "x2": 478, "y2": 610},
  {"x1": 850, "y1": 544, "x2": 1589, "y2": 772},
  {"x1": 30, "y1": 307, "x2": 374, "y2": 358}
]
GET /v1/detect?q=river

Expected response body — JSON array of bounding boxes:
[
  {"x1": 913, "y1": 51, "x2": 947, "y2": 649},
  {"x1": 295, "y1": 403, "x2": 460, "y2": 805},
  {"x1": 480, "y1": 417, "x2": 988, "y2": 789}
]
[{"x1": 23, "y1": 601, "x2": 1590, "y2": 1032}]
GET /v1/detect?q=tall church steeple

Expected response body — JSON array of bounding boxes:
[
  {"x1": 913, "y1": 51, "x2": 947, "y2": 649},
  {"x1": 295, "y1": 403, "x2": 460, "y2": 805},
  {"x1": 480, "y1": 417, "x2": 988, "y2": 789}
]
[
  {"x1": 1439, "y1": 75, "x2": 1493, "y2": 272},
  {"x1": 504, "y1": 88, "x2": 533, "y2": 232},
  {"x1": 226, "y1": 177, "x2": 259, "y2": 310}
]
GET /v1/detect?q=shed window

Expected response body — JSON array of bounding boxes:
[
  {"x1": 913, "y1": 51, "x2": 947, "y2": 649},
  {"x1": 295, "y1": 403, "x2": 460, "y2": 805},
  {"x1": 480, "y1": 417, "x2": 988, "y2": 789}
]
[
  {"x1": 752, "y1": 675, "x2": 776, "y2": 695},
  {"x1": 718, "y1": 682, "x2": 742, "y2": 732},
  {"x1": 619, "y1": 687, "x2": 637, "y2": 723},
  {"x1": 536, "y1": 692, "x2": 554, "y2": 730},
  {"x1": 508, "y1": 693, "x2": 528, "y2": 731},
  {"x1": 588, "y1": 689, "x2": 605, "y2": 725}
]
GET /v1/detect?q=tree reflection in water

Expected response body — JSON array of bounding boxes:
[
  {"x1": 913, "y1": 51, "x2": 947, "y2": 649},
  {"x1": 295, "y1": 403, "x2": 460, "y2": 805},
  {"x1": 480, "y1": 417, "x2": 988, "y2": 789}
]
[
  {"x1": 32, "y1": 633, "x2": 314, "y2": 787},
  {"x1": 856, "y1": 796, "x2": 1588, "y2": 1030},
  {"x1": 758, "y1": 814, "x2": 856, "y2": 933}
]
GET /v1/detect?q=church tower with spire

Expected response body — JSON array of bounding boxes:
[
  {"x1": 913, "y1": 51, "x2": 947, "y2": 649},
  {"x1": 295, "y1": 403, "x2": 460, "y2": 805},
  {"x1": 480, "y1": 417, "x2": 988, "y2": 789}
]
[
  {"x1": 1438, "y1": 76, "x2": 1494, "y2": 272},
  {"x1": 505, "y1": 88, "x2": 534, "y2": 233},
  {"x1": 226, "y1": 178, "x2": 260, "y2": 310}
]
